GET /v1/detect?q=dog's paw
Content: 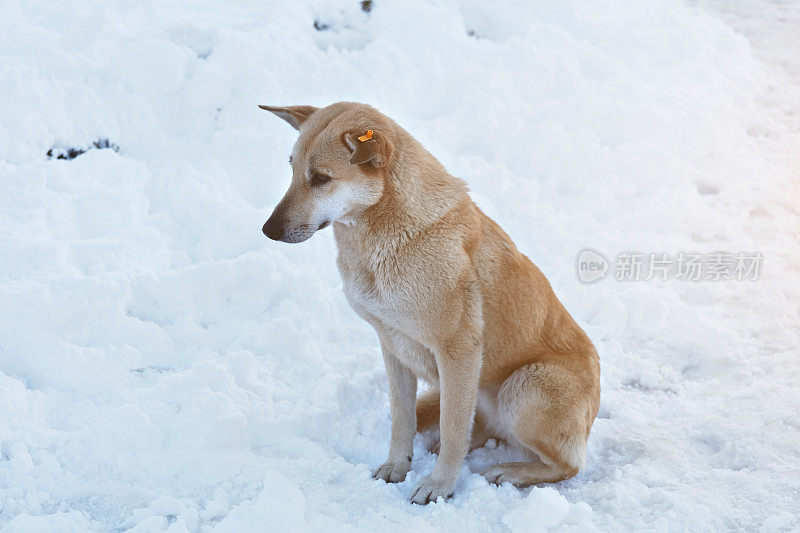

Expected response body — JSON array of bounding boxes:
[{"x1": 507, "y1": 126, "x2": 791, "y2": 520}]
[
  {"x1": 371, "y1": 460, "x2": 411, "y2": 483},
  {"x1": 481, "y1": 464, "x2": 517, "y2": 486},
  {"x1": 408, "y1": 474, "x2": 454, "y2": 505}
]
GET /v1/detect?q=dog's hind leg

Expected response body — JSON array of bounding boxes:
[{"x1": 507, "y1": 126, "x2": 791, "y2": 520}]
[{"x1": 481, "y1": 362, "x2": 598, "y2": 486}]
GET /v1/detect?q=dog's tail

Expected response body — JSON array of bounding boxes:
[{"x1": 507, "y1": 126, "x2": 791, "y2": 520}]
[{"x1": 416, "y1": 389, "x2": 440, "y2": 431}]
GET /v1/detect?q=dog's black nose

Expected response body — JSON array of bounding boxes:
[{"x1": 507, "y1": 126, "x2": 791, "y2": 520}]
[{"x1": 262, "y1": 214, "x2": 285, "y2": 241}]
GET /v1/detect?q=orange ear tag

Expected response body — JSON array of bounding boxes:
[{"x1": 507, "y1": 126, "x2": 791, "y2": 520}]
[{"x1": 358, "y1": 130, "x2": 373, "y2": 142}]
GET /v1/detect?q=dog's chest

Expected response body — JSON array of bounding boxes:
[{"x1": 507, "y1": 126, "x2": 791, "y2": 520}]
[
  {"x1": 336, "y1": 243, "x2": 420, "y2": 327},
  {"x1": 340, "y1": 263, "x2": 398, "y2": 318},
  {"x1": 339, "y1": 263, "x2": 439, "y2": 382},
  {"x1": 334, "y1": 228, "x2": 436, "y2": 344}
]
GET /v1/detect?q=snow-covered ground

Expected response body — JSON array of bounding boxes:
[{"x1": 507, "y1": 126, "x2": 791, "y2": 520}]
[{"x1": 1, "y1": 0, "x2": 799, "y2": 530}]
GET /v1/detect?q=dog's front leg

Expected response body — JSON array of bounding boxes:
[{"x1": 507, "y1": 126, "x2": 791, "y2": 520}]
[
  {"x1": 372, "y1": 339, "x2": 417, "y2": 483},
  {"x1": 409, "y1": 336, "x2": 482, "y2": 504}
]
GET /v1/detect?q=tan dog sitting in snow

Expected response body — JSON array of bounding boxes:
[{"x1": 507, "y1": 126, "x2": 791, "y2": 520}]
[{"x1": 260, "y1": 102, "x2": 600, "y2": 504}]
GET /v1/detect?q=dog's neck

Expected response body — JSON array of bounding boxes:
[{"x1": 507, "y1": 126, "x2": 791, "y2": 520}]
[{"x1": 333, "y1": 135, "x2": 470, "y2": 259}]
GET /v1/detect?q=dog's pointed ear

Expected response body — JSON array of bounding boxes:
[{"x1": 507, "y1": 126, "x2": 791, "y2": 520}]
[
  {"x1": 343, "y1": 129, "x2": 394, "y2": 169},
  {"x1": 258, "y1": 105, "x2": 318, "y2": 131}
]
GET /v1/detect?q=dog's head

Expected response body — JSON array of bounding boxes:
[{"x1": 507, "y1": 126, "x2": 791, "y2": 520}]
[{"x1": 259, "y1": 103, "x2": 394, "y2": 243}]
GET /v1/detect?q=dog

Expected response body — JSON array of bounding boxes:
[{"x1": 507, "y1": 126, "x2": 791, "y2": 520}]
[{"x1": 259, "y1": 102, "x2": 600, "y2": 504}]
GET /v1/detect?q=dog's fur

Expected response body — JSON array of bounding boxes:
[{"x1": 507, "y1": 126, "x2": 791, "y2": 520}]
[{"x1": 260, "y1": 102, "x2": 600, "y2": 504}]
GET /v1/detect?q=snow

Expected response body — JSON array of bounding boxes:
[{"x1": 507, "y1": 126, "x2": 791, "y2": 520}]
[{"x1": 1, "y1": 0, "x2": 799, "y2": 530}]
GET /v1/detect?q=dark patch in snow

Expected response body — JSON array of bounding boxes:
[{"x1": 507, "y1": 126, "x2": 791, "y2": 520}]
[
  {"x1": 47, "y1": 139, "x2": 119, "y2": 160},
  {"x1": 693, "y1": 431, "x2": 725, "y2": 454},
  {"x1": 696, "y1": 182, "x2": 720, "y2": 195},
  {"x1": 622, "y1": 377, "x2": 677, "y2": 395},
  {"x1": 165, "y1": 26, "x2": 214, "y2": 60},
  {"x1": 130, "y1": 366, "x2": 171, "y2": 375},
  {"x1": 681, "y1": 363, "x2": 702, "y2": 379},
  {"x1": 467, "y1": 29, "x2": 480, "y2": 38},
  {"x1": 314, "y1": 2, "x2": 372, "y2": 35}
]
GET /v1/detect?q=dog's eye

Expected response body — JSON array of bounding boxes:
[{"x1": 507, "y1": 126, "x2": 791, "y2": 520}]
[{"x1": 310, "y1": 173, "x2": 331, "y2": 186}]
